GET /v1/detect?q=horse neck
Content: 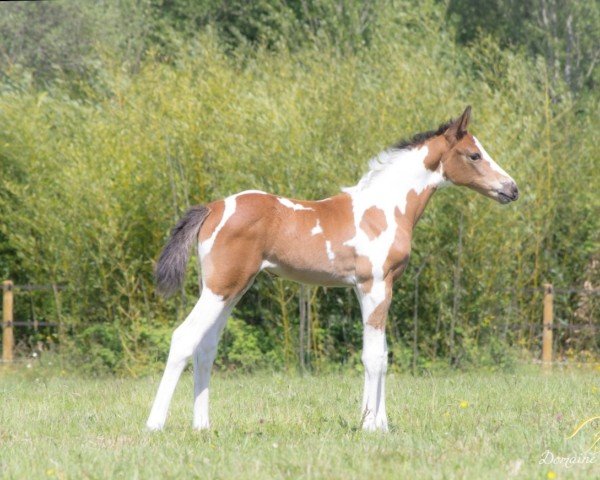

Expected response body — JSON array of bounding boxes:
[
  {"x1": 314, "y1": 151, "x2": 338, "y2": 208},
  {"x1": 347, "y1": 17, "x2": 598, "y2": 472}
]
[{"x1": 344, "y1": 143, "x2": 446, "y2": 230}]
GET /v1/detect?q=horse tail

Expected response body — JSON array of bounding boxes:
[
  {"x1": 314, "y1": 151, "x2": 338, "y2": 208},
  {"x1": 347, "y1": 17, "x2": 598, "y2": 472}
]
[{"x1": 155, "y1": 205, "x2": 210, "y2": 297}]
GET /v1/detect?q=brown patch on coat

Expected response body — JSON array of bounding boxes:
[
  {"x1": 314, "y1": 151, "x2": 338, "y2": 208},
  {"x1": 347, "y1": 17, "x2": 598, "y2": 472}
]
[
  {"x1": 440, "y1": 133, "x2": 507, "y2": 194},
  {"x1": 381, "y1": 184, "x2": 437, "y2": 280},
  {"x1": 202, "y1": 194, "x2": 276, "y2": 299},
  {"x1": 359, "y1": 206, "x2": 387, "y2": 240},
  {"x1": 355, "y1": 255, "x2": 374, "y2": 293},
  {"x1": 318, "y1": 195, "x2": 358, "y2": 283},
  {"x1": 366, "y1": 279, "x2": 392, "y2": 330},
  {"x1": 438, "y1": 133, "x2": 479, "y2": 186},
  {"x1": 198, "y1": 182, "x2": 436, "y2": 303},
  {"x1": 404, "y1": 187, "x2": 436, "y2": 227},
  {"x1": 216, "y1": 192, "x2": 359, "y2": 288},
  {"x1": 422, "y1": 135, "x2": 449, "y2": 172},
  {"x1": 198, "y1": 200, "x2": 224, "y2": 243}
]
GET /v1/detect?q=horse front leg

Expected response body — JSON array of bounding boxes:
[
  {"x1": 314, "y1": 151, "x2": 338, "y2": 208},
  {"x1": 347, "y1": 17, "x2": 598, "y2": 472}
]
[{"x1": 356, "y1": 280, "x2": 391, "y2": 432}]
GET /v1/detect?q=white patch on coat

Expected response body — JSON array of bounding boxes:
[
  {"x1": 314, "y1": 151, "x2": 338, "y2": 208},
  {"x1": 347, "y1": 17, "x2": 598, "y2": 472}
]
[
  {"x1": 343, "y1": 146, "x2": 444, "y2": 292},
  {"x1": 343, "y1": 146, "x2": 444, "y2": 213},
  {"x1": 436, "y1": 161, "x2": 453, "y2": 188},
  {"x1": 238, "y1": 189, "x2": 268, "y2": 196},
  {"x1": 199, "y1": 190, "x2": 272, "y2": 260},
  {"x1": 473, "y1": 136, "x2": 512, "y2": 179},
  {"x1": 311, "y1": 220, "x2": 323, "y2": 235},
  {"x1": 325, "y1": 240, "x2": 335, "y2": 261},
  {"x1": 357, "y1": 282, "x2": 387, "y2": 321},
  {"x1": 199, "y1": 195, "x2": 237, "y2": 258},
  {"x1": 278, "y1": 197, "x2": 314, "y2": 211},
  {"x1": 260, "y1": 259, "x2": 277, "y2": 270}
]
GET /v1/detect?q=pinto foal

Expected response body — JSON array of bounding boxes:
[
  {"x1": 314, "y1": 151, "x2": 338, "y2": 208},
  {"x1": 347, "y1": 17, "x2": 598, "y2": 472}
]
[{"x1": 146, "y1": 106, "x2": 519, "y2": 432}]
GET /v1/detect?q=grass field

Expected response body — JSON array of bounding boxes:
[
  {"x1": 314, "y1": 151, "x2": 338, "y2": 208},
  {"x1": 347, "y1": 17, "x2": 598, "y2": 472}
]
[{"x1": 1, "y1": 364, "x2": 598, "y2": 479}]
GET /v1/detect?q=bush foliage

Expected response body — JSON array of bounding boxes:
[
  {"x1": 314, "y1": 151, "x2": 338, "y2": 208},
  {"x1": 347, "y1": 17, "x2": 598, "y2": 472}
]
[{"x1": 0, "y1": 0, "x2": 598, "y2": 374}]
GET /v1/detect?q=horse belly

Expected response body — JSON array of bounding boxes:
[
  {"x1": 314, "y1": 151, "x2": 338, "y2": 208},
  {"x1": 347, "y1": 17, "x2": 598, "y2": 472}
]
[{"x1": 262, "y1": 261, "x2": 354, "y2": 287}]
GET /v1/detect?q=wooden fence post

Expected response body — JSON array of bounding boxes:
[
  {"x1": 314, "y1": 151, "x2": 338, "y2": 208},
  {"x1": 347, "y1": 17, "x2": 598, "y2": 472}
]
[
  {"x1": 2, "y1": 280, "x2": 14, "y2": 363},
  {"x1": 52, "y1": 283, "x2": 64, "y2": 349},
  {"x1": 542, "y1": 283, "x2": 553, "y2": 368}
]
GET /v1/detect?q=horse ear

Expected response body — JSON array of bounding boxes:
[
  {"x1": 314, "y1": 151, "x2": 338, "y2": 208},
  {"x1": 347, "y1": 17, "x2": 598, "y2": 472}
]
[
  {"x1": 445, "y1": 105, "x2": 471, "y2": 142},
  {"x1": 458, "y1": 105, "x2": 471, "y2": 133}
]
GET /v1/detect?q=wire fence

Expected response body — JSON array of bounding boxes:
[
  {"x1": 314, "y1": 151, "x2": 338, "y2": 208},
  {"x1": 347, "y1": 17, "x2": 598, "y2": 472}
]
[{"x1": 1, "y1": 279, "x2": 599, "y2": 364}]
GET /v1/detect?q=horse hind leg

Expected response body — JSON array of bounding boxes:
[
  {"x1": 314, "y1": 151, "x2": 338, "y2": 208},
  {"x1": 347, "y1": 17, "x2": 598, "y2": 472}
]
[
  {"x1": 146, "y1": 288, "x2": 230, "y2": 431},
  {"x1": 192, "y1": 302, "x2": 233, "y2": 430},
  {"x1": 192, "y1": 266, "x2": 261, "y2": 429}
]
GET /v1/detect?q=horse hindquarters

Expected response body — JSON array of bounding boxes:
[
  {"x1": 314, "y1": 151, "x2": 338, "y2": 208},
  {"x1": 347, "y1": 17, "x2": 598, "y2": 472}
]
[{"x1": 147, "y1": 195, "x2": 270, "y2": 430}]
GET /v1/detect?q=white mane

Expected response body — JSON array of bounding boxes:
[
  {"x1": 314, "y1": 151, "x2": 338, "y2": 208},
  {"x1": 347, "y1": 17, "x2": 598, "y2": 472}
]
[{"x1": 343, "y1": 146, "x2": 435, "y2": 194}]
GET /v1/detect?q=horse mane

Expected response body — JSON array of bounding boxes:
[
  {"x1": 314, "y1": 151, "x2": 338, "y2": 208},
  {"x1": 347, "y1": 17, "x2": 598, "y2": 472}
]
[
  {"x1": 391, "y1": 119, "x2": 454, "y2": 151},
  {"x1": 345, "y1": 118, "x2": 454, "y2": 193}
]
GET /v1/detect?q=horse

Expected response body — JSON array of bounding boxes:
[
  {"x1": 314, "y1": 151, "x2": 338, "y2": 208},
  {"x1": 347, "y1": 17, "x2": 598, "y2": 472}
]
[{"x1": 146, "y1": 106, "x2": 519, "y2": 432}]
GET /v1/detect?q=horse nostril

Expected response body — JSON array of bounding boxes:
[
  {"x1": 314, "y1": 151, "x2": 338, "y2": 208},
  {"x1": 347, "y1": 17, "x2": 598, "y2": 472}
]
[{"x1": 498, "y1": 181, "x2": 519, "y2": 202}]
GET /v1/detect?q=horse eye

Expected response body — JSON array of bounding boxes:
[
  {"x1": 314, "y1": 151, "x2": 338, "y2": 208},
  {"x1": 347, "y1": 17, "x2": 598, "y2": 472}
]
[{"x1": 469, "y1": 153, "x2": 481, "y2": 161}]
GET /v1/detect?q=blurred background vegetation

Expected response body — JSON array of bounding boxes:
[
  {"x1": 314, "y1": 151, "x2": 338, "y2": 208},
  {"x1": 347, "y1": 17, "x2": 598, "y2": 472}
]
[{"x1": 0, "y1": 0, "x2": 598, "y2": 375}]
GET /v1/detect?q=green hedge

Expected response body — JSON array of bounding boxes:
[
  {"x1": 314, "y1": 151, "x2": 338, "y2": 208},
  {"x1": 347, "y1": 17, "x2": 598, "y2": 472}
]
[{"x1": 0, "y1": 1, "x2": 598, "y2": 374}]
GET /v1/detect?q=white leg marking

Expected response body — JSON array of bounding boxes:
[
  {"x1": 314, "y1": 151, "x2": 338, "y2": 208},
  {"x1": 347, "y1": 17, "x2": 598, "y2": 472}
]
[
  {"x1": 146, "y1": 288, "x2": 226, "y2": 431},
  {"x1": 361, "y1": 324, "x2": 388, "y2": 432},
  {"x1": 356, "y1": 285, "x2": 389, "y2": 432},
  {"x1": 192, "y1": 276, "x2": 256, "y2": 430},
  {"x1": 192, "y1": 304, "x2": 233, "y2": 430}
]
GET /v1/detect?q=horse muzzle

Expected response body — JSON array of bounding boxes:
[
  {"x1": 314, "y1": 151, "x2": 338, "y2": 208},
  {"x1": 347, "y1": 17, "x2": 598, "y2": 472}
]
[{"x1": 494, "y1": 181, "x2": 519, "y2": 204}]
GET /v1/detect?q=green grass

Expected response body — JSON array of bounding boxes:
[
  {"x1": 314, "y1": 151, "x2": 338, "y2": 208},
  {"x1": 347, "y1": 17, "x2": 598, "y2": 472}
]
[{"x1": 1, "y1": 365, "x2": 598, "y2": 479}]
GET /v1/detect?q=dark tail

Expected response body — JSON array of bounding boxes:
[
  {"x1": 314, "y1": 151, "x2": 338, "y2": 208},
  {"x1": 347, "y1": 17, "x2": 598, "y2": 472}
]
[{"x1": 155, "y1": 205, "x2": 210, "y2": 297}]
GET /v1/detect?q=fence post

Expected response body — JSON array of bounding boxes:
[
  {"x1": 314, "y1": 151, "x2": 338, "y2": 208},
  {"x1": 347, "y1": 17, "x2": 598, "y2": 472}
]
[
  {"x1": 542, "y1": 283, "x2": 553, "y2": 368},
  {"x1": 2, "y1": 280, "x2": 14, "y2": 363},
  {"x1": 52, "y1": 283, "x2": 64, "y2": 348}
]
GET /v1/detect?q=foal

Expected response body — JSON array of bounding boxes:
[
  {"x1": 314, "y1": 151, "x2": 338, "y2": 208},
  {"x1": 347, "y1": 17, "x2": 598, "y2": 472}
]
[{"x1": 146, "y1": 106, "x2": 518, "y2": 432}]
